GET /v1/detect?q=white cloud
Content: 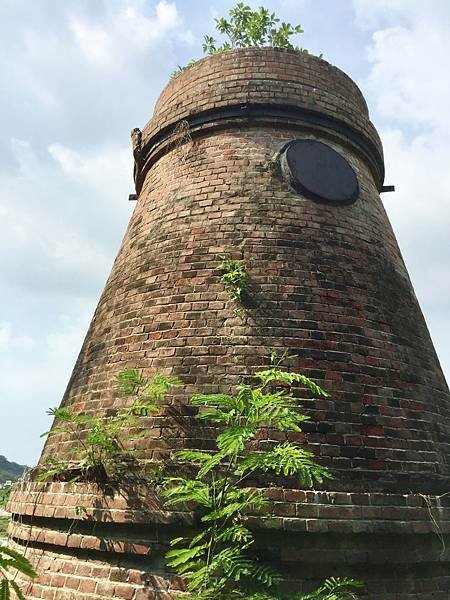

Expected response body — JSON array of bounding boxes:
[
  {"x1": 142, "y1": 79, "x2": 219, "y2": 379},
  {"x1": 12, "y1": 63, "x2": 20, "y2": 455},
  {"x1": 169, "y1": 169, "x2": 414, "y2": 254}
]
[
  {"x1": 365, "y1": 24, "x2": 450, "y2": 133},
  {"x1": 0, "y1": 305, "x2": 92, "y2": 464},
  {"x1": 381, "y1": 129, "x2": 450, "y2": 307},
  {"x1": 155, "y1": 0, "x2": 180, "y2": 30},
  {"x1": 354, "y1": 0, "x2": 450, "y2": 382},
  {"x1": 69, "y1": 18, "x2": 110, "y2": 67},
  {"x1": 0, "y1": 323, "x2": 12, "y2": 350},
  {"x1": 46, "y1": 310, "x2": 91, "y2": 361},
  {"x1": 353, "y1": 0, "x2": 433, "y2": 29},
  {"x1": 0, "y1": 322, "x2": 36, "y2": 352},
  {"x1": 0, "y1": 0, "x2": 189, "y2": 161},
  {"x1": 0, "y1": 138, "x2": 132, "y2": 296},
  {"x1": 69, "y1": 1, "x2": 181, "y2": 68},
  {"x1": 0, "y1": 0, "x2": 194, "y2": 465},
  {"x1": 179, "y1": 30, "x2": 196, "y2": 46}
]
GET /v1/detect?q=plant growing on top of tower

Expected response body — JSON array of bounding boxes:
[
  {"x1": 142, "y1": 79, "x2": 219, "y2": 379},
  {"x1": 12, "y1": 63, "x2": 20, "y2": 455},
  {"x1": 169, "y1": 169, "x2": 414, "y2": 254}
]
[
  {"x1": 38, "y1": 369, "x2": 182, "y2": 483},
  {"x1": 203, "y1": 3, "x2": 307, "y2": 55},
  {"x1": 219, "y1": 256, "x2": 250, "y2": 303},
  {"x1": 162, "y1": 367, "x2": 362, "y2": 599},
  {"x1": 171, "y1": 4, "x2": 320, "y2": 78}
]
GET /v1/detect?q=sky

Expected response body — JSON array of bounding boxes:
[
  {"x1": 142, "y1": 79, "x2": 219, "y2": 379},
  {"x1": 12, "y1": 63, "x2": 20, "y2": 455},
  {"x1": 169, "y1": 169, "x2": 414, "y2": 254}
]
[{"x1": 1, "y1": 0, "x2": 449, "y2": 466}]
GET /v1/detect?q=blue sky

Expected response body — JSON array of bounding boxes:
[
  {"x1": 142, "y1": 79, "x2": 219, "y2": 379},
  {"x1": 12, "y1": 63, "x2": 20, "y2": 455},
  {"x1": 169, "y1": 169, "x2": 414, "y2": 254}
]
[{"x1": 1, "y1": 0, "x2": 449, "y2": 465}]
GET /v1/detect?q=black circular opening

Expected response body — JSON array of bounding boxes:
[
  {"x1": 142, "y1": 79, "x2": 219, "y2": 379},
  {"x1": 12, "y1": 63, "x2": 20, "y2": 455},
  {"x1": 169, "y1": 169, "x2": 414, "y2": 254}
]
[{"x1": 281, "y1": 139, "x2": 359, "y2": 205}]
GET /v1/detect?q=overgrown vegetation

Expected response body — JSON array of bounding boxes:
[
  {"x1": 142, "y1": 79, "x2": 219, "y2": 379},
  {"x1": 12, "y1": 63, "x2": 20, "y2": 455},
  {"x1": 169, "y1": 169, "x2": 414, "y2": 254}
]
[
  {"x1": 34, "y1": 363, "x2": 362, "y2": 598},
  {"x1": 0, "y1": 545, "x2": 36, "y2": 600},
  {"x1": 203, "y1": 3, "x2": 306, "y2": 55},
  {"x1": 0, "y1": 456, "x2": 27, "y2": 484},
  {"x1": 219, "y1": 256, "x2": 249, "y2": 302},
  {"x1": 162, "y1": 368, "x2": 362, "y2": 599},
  {"x1": 39, "y1": 370, "x2": 182, "y2": 482},
  {"x1": 172, "y1": 3, "x2": 318, "y2": 77}
]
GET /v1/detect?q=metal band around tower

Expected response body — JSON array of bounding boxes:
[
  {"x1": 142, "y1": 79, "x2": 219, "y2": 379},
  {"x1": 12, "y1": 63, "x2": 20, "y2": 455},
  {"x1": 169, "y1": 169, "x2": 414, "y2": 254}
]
[{"x1": 134, "y1": 102, "x2": 385, "y2": 195}]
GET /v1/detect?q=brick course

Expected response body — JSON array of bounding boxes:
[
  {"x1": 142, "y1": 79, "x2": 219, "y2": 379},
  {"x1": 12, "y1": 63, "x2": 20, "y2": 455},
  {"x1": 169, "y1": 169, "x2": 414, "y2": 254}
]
[{"x1": 8, "y1": 48, "x2": 450, "y2": 598}]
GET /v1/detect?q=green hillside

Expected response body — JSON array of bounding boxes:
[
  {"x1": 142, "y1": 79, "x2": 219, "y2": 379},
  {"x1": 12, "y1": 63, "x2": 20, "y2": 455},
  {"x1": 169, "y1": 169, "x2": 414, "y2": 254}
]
[{"x1": 0, "y1": 455, "x2": 28, "y2": 482}]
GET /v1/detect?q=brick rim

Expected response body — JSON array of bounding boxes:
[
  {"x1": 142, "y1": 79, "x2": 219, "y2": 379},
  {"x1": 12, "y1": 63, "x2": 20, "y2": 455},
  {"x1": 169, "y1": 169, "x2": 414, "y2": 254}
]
[
  {"x1": 153, "y1": 48, "x2": 369, "y2": 117},
  {"x1": 133, "y1": 48, "x2": 383, "y2": 195}
]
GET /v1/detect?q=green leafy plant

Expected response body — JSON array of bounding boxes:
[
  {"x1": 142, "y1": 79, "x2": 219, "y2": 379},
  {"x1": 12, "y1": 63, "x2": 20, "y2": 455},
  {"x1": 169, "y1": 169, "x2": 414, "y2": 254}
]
[
  {"x1": 268, "y1": 349, "x2": 298, "y2": 369},
  {"x1": 162, "y1": 367, "x2": 362, "y2": 599},
  {"x1": 226, "y1": 577, "x2": 363, "y2": 600},
  {"x1": 0, "y1": 488, "x2": 10, "y2": 511},
  {"x1": 298, "y1": 578, "x2": 364, "y2": 600},
  {"x1": 203, "y1": 3, "x2": 307, "y2": 55},
  {"x1": 219, "y1": 256, "x2": 249, "y2": 302},
  {"x1": 38, "y1": 369, "x2": 182, "y2": 482},
  {"x1": 171, "y1": 59, "x2": 197, "y2": 78},
  {"x1": 0, "y1": 544, "x2": 37, "y2": 600},
  {"x1": 171, "y1": 3, "x2": 322, "y2": 78}
]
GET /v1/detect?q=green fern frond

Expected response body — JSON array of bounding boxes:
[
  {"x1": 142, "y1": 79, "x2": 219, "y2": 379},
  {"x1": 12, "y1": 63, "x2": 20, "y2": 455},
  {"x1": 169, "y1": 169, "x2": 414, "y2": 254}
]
[
  {"x1": 217, "y1": 524, "x2": 253, "y2": 544},
  {"x1": 191, "y1": 393, "x2": 234, "y2": 408},
  {"x1": 175, "y1": 450, "x2": 215, "y2": 464},
  {"x1": 163, "y1": 478, "x2": 212, "y2": 508},
  {"x1": 299, "y1": 577, "x2": 364, "y2": 600},
  {"x1": 237, "y1": 443, "x2": 332, "y2": 486},
  {"x1": 115, "y1": 368, "x2": 145, "y2": 395},
  {"x1": 0, "y1": 580, "x2": 10, "y2": 600},
  {"x1": 166, "y1": 544, "x2": 208, "y2": 568},
  {"x1": 143, "y1": 373, "x2": 183, "y2": 401},
  {"x1": 255, "y1": 369, "x2": 329, "y2": 397},
  {"x1": 216, "y1": 425, "x2": 256, "y2": 454},
  {"x1": 10, "y1": 581, "x2": 28, "y2": 600},
  {"x1": 0, "y1": 544, "x2": 37, "y2": 600}
]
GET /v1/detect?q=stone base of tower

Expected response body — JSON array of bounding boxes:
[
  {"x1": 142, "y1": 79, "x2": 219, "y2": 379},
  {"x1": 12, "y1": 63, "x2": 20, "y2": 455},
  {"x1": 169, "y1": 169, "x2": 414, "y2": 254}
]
[{"x1": 8, "y1": 482, "x2": 450, "y2": 599}]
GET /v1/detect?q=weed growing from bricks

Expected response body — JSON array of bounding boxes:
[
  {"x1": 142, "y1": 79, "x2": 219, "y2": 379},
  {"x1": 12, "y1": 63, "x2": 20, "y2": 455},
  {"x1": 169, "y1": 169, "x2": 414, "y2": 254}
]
[
  {"x1": 219, "y1": 256, "x2": 250, "y2": 303},
  {"x1": 162, "y1": 367, "x2": 362, "y2": 600},
  {"x1": 38, "y1": 370, "x2": 182, "y2": 484}
]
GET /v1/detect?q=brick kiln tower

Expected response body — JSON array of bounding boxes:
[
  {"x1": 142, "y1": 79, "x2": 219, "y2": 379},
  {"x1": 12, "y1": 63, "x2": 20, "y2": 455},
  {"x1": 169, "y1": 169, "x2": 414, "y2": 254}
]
[{"x1": 9, "y1": 49, "x2": 450, "y2": 598}]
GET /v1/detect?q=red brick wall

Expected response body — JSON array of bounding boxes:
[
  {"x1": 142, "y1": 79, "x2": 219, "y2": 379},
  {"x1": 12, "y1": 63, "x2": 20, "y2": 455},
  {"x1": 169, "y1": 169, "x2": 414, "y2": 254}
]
[
  {"x1": 8, "y1": 482, "x2": 450, "y2": 598},
  {"x1": 41, "y1": 125, "x2": 449, "y2": 494},
  {"x1": 8, "y1": 48, "x2": 450, "y2": 598}
]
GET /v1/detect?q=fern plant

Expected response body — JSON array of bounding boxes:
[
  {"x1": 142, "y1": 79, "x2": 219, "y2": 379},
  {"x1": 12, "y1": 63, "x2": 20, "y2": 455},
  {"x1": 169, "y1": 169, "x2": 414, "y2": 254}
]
[
  {"x1": 219, "y1": 256, "x2": 249, "y2": 302},
  {"x1": 0, "y1": 545, "x2": 37, "y2": 600},
  {"x1": 39, "y1": 369, "x2": 182, "y2": 482},
  {"x1": 225, "y1": 577, "x2": 363, "y2": 599},
  {"x1": 163, "y1": 368, "x2": 362, "y2": 599}
]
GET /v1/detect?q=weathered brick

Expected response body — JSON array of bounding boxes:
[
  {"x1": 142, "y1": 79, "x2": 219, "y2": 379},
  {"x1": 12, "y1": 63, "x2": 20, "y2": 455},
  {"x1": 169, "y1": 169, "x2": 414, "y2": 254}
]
[{"x1": 7, "y1": 46, "x2": 450, "y2": 600}]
